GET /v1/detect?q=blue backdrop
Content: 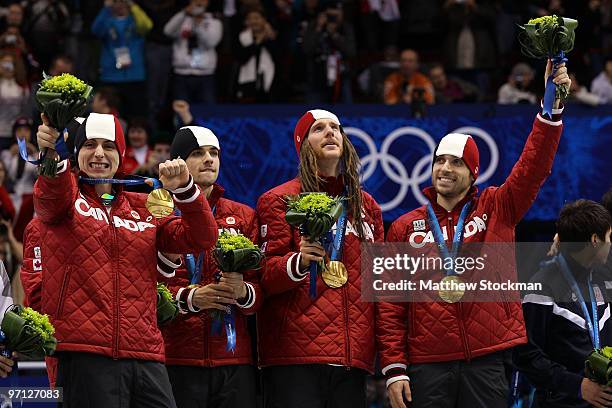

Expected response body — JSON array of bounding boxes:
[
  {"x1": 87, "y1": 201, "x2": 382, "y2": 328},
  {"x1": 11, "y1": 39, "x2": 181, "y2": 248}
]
[{"x1": 191, "y1": 104, "x2": 612, "y2": 222}]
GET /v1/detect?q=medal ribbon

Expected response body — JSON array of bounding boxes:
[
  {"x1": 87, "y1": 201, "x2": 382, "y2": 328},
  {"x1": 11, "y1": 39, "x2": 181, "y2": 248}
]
[
  {"x1": 18, "y1": 129, "x2": 70, "y2": 165},
  {"x1": 329, "y1": 199, "x2": 348, "y2": 262},
  {"x1": 557, "y1": 254, "x2": 600, "y2": 349},
  {"x1": 542, "y1": 51, "x2": 568, "y2": 119},
  {"x1": 426, "y1": 202, "x2": 471, "y2": 276},
  {"x1": 80, "y1": 175, "x2": 163, "y2": 190}
]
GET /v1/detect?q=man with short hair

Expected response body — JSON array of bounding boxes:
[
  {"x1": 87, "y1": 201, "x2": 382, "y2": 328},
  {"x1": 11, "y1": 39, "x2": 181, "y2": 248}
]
[
  {"x1": 514, "y1": 200, "x2": 612, "y2": 408},
  {"x1": 34, "y1": 112, "x2": 218, "y2": 407},
  {"x1": 160, "y1": 126, "x2": 262, "y2": 408},
  {"x1": 378, "y1": 60, "x2": 571, "y2": 408}
]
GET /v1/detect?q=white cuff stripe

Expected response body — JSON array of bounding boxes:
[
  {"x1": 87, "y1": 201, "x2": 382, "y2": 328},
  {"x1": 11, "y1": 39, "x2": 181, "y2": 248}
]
[
  {"x1": 174, "y1": 186, "x2": 201, "y2": 203},
  {"x1": 287, "y1": 253, "x2": 307, "y2": 282},
  {"x1": 157, "y1": 252, "x2": 181, "y2": 268},
  {"x1": 187, "y1": 287, "x2": 200, "y2": 312},
  {"x1": 170, "y1": 176, "x2": 194, "y2": 194},
  {"x1": 382, "y1": 363, "x2": 408, "y2": 375},
  {"x1": 176, "y1": 287, "x2": 188, "y2": 313},
  {"x1": 536, "y1": 113, "x2": 563, "y2": 126},
  {"x1": 540, "y1": 100, "x2": 564, "y2": 114},
  {"x1": 237, "y1": 282, "x2": 256, "y2": 309},
  {"x1": 157, "y1": 264, "x2": 175, "y2": 278},
  {"x1": 56, "y1": 160, "x2": 68, "y2": 174},
  {"x1": 386, "y1": 375, "x2": 410, "y2": 389}
]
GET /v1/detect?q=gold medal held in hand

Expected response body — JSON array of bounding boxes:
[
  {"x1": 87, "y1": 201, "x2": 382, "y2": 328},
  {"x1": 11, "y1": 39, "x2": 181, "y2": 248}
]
[
  {"x1": 438, "y1": 275, "x2": 465, "y2": 304},
  {"x1": 322, "y1": 260, "x2": 348, "y2": 288},
  {"x1": 146, "y1": 188, "x2": 174, "y2": 218}
]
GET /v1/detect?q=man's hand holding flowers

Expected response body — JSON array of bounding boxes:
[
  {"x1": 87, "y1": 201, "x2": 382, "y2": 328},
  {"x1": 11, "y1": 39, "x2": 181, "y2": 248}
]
[
  {"x1": 219, "y1": 272, "x2": 248, "y2": 302},
  {"x1": 192, "y1": 284, "x2": 236, "y2": 312},
  {"x1": 545, "y1": 60, "x2": 571, "y2": 108},
  {"x1": 298, "y1": 236, "x2": 326, "y2": 271},
  {"x1": 36, "y1": 114, "x2": 60, "y2": 152}
]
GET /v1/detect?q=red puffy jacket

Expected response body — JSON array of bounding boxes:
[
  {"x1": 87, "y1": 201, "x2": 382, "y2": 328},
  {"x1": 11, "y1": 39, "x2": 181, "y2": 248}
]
[
  {"x1": 20, "y1": 217, "x2": 58, "y2": 387},
  {"x1": 377, "y1": 112, "x2": 564, "y2": 382},
  {"x1": 161, "y1": 184, "x2": 263, "y2": 366},
  {"x1": 256, "y1": 176, "x2": 384, "y2": 373},
  {"x1": 33, "y1": 164, "x2": 218, "y2": 362}
]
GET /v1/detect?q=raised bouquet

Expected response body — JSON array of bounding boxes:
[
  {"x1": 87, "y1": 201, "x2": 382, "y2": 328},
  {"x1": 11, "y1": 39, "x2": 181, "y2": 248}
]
[
  {"x1": 585, "y1": 347, "x2": 612, "y2": 386},
  {"x1": 517, "y1": 15, "x2": 578, "y2": 115},
  {"x1": 285, "y1": 193, "x2": 343, "y2": 297},
  {"x1": 35, "y1": 73, "x2": 93, "y2": 176},
  {"x1": 211, "y1": 231, "x2": 263, "y2": 351},
  {"x1": 0, "y1": 305, "x2": 57, "y2": 360},
  {"x1": 156, "y1": 283, "x2": 179, "y2": 326}
]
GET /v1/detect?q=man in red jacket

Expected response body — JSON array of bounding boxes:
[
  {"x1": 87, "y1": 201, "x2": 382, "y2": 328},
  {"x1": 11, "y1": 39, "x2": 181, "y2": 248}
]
[
  {"x1": 159, "y1": 126, "x2": 262, "y2": 408},
  {"x1": 378, "y1": 60, "x2": 571, "y2": 408},
  {"x1": 257, "y1": 109, "x2": 384, "y2": 408},
  {"x1": 34, "y1": 112, "x2": 218, "y2": 407}
]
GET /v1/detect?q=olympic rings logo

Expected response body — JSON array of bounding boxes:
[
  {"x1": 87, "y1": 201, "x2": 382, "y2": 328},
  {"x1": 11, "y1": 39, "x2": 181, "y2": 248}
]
[{"x1": 345, "y1": 126, "x2": 499, "y2": 212}]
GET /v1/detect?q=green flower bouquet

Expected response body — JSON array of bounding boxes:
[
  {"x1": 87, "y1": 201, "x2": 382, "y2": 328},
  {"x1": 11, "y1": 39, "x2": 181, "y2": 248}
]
[
  {"x1": 35, "y1": 73, "x2": 93, "y2": 176},
  {"x1": 285, "y1": 193, "x2": 344, "y2": 297},
  {"x1": 0, "y1": 305, "x2": 57, "y2": 359},
  {"x1": 214, "y1": 231, "x2": 264, "y2": 273},
  {"x1": 517, "y1": 15, "x2": 578, "y2": 103},
  {"x1": 585, "y1": 347, "x2": 612, "y2": 386},
  {"x1": 211, "y1": 231, "x2": 263, "y2": 351},
  {"x1": 157, "y1": 283, "x2": 179, "y2": 326}
]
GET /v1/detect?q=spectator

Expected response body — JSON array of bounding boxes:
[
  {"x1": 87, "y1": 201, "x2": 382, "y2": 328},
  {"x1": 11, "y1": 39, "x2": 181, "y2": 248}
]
[
  {"x1": 123, "y1": 117, "x2": 153, "y2": 175},
  {"x1": 383, "y1": 49, "x2": 434, "y2": 105},
  {"x1": 139, "y1": 0, "x2": 184, "y2": 129},
  {"x1": 498, "y1": 62, "x2": 537, "y2": 104},
  {"x1": 0, "y1": 50, "x2": 29, "y2": 149},
  {"x1": 91, "y1": 86, "x2": 127, "y2": 133},
  {"x1": 0, "y1": 3, "x2": 24, "y2": 33},
  {"x1": 92, "y1": 0, "x2": 152, "y2": 117},
  {"x1": 358, "y1": 45, "x2": 400, "y2": 101},
  {"x1": 429, "y1": 63, "x2": 480, "y2": 103},
  {"x1": 1, "y1": 116, "x2": 37, "y2": 212},
  {"x1": 47, "y1": 53, "x2": 74, "y2": 76},
  {"x1": 590, "y1": 56, "x2": 612, "y2": 104},
  {"x1": 302, "y1": 4, "x2": 356, "y2": 103},
  {"x1": 235, "y1": 7, "x2": 277, "y2": 102},
  {"x1": 441, "y1": 0, "x2": 497, "y2": 70},
  {"x1": 164, "y1": 0, "x2": 223, "y2": 105},
  {"x1": 0, "y1": 160, "x2": 15, "y2": 223},
  {"x1": 568, "y1": 72, "x2": 601, "y2": 106},
  {"x1": 359, "y1": 0, "x2": 400, "y2": 51},
  {"x1": 21, "y1": 0, "x2": 70, "y2": 70}
]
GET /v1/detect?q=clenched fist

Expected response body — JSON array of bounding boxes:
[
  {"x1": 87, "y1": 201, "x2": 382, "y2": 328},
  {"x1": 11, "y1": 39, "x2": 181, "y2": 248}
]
[{"x1": 159, "y1": 158, "x2": 190, "y2": 191}]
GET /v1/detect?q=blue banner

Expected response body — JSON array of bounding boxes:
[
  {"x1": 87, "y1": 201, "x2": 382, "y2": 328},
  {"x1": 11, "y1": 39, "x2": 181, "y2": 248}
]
[{"x1": 192, "y1": 104, "x2": 612, "y2": 222}]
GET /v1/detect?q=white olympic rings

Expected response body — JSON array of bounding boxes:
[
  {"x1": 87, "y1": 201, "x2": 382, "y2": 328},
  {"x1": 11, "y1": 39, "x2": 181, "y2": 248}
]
[{"x1": 345, "y1": 126, "x2": 499, "y2": 212}]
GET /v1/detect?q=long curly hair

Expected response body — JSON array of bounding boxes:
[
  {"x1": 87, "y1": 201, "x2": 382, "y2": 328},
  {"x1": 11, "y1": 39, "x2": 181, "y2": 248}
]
[{"x1": 298, "y1": 129, "x2": 365, "y2": 239}]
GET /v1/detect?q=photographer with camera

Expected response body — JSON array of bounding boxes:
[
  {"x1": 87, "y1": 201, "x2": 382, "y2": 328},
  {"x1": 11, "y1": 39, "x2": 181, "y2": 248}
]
[
  {"x1": 383, "y1": 49, "x2": 434, "y2": 106},
  {"x1": 302, "y1": 5, "x2": 356, "y2": 103}
]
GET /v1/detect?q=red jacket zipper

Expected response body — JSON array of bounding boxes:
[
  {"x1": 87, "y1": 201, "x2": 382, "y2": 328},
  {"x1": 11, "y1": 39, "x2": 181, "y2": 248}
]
[{"x1": 109, "y1": 206, "x2": 120, "y2": 360}]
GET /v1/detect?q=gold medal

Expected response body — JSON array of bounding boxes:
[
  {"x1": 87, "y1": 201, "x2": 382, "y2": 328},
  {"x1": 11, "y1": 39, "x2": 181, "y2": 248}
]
[
  {"x1": 146, "y1": 188, "x2": 174, "y2": 218},
  {"x1": 321, "y1": 260, "x2": 348, "y2": 288},
  {"x1": 438, "y1": 275, "x2": 465, "y2": 303}
]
